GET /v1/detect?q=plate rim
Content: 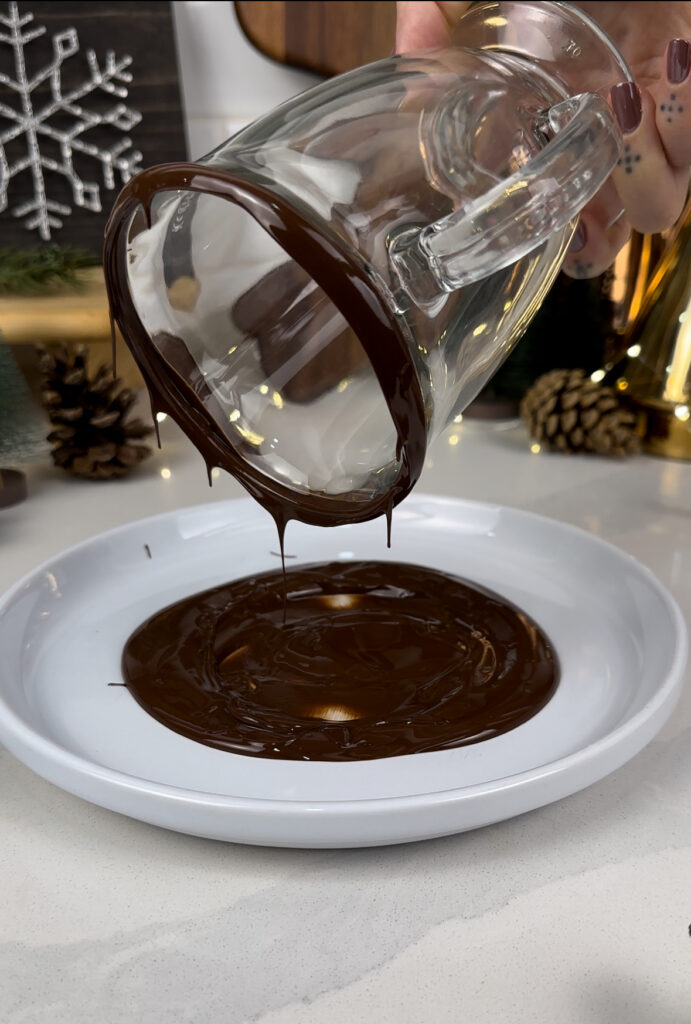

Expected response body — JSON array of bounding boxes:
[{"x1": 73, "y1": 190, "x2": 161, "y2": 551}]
[{"x1": 0, "y1": 492, "x2": 686, "y2": 817}]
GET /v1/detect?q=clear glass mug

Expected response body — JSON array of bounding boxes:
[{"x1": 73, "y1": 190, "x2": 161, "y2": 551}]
[{"x1": 104, "y1": 1, "x2": 630, "y2": 526}]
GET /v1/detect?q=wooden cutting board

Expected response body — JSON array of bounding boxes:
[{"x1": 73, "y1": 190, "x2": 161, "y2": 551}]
[{"x1": 235, "y1": 1, "x2": 397, "y2": 76}]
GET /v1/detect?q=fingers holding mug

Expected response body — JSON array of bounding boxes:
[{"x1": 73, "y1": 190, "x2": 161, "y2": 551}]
[
  {"x1": 609, "y1": 81, "x2": 689, "y2": 236},
  {"x1": 562, "y1": 210, "x2": 631, "y2": 280},
  {"x1": 655, "y1": 38, "x2": 691, "y2": 170}
]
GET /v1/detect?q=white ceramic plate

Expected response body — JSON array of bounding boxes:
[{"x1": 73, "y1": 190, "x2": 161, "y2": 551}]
[{"x1": 0, "y1": 495, "x2": 686, "y2": 848}]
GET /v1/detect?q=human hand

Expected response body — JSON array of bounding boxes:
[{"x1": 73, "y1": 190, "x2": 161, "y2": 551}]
[{"x1": 396, "y1": 1, "x2": 691, "y2": 278}]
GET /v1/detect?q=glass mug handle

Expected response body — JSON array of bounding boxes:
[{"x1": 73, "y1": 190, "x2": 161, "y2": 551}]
[{"x1": 389, "y1": 92, "x2": 622, "y2": 304}]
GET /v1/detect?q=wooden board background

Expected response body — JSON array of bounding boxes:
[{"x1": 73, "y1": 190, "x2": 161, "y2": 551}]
[
  {"x1": 0, "y1": 1, "x2": 186, "y2": 254},
  {"x1": 235, "y1": 1, "x2": 396, "y2": 76}
]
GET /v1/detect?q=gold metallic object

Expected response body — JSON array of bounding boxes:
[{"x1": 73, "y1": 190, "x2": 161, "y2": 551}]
[
  {"x1": 0, "y1": 266, "x2": 144, "y2": 392},
  {"x1": 613, "y1": 198, "x2": 691, "y2": 459},
  {"x1": 602, "y1": 231, "x2": 666, "y2": 366}
]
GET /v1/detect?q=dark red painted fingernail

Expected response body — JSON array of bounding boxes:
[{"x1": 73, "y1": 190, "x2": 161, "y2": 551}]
[
  {"x1": 568, "y1": 220, "x2": 587, "y2": 253},
  {"x1": 610, "y1": 82, "x2": 642, "y2": 134},
  {"x1": 667, "y1": 39, "x2": 691, "y2": 84}
]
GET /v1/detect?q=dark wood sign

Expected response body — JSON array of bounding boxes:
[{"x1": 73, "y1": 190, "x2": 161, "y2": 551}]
[{"x1": 0, "y1": 0, "x2": 186, "y2": 254}]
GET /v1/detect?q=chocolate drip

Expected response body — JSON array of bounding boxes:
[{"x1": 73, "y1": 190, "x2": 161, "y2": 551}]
[
  {"x1": 122, "y1": 561, "x2": 558, "y2": 762},
  {"x1": 109, "y1": 308, "x2": 118, "y2": 377},
  {"x1": 385, "y1": 498, "x2": 393, "y2": 549}
]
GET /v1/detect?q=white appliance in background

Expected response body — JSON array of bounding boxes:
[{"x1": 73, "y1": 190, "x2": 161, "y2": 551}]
[{"x1": 172, "y1": 0, "x2": 323, "y2": 159}]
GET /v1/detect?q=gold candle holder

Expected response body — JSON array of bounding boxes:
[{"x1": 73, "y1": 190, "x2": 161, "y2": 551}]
[{"x1": 612, "y1": 198, "x2": 691, "y2": 459}]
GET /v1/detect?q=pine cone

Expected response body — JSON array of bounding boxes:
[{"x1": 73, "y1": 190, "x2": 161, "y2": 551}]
[
  {"x1": 520, "y1": 368, "x2": 640, "y2": 456},
  {"x1": 38, "y1": 344, "x2": 153, "y2": 479}
]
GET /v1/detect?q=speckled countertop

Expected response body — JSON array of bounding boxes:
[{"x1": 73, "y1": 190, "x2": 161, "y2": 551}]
[{"x1": 2, "y1": 415, "x2": 691, "y2": 1023}]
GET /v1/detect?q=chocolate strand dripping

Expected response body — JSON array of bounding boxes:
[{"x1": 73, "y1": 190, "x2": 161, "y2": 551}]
[
  {"x1": 273, "y1": 510, "x2": 289, "y2": 623},
  {"x1": 152, "y1": 409, "x2": 162, "y2": 450},
  {"x1": 109, "y1": 308, "x2": 118, "y2": 378}
]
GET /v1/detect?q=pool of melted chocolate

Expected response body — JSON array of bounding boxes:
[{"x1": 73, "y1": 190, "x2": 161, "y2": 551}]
[{"x1": 122, "y1": 560, "x2": 558, "y2": 761}]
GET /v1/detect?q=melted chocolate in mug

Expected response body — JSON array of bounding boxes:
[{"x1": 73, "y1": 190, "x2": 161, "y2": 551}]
[{"x1": 122, "y1": 561, "x2": 558, "y2": 761}]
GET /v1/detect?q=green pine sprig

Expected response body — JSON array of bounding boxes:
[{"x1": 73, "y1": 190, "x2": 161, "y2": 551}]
[{"x1": 0, "y1": 245, "x2": 100, "y2": 296}]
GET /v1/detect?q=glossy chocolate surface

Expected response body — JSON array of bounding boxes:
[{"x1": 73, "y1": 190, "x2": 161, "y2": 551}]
[{"x1": 122, "y1": 561, "x2": 558, "y2": 761}]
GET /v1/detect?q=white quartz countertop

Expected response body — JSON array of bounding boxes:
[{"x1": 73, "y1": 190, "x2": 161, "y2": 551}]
[{"x1": 2, "y1": 415, "x2": 691, "y2": 1023}]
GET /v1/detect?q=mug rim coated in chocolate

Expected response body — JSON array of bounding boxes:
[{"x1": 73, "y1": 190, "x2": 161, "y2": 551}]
[{"x1": 104, "y1": 162, "x2": 428, "y2": 529}]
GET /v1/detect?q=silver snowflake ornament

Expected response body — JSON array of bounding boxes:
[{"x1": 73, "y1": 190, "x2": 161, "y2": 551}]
[{"x1": 0, "y1": 1, "x2": 142, "y2": 240}]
